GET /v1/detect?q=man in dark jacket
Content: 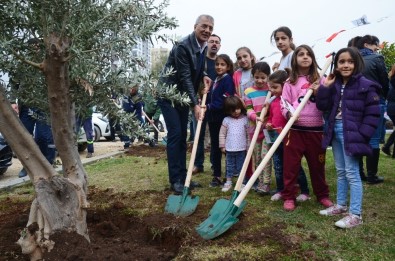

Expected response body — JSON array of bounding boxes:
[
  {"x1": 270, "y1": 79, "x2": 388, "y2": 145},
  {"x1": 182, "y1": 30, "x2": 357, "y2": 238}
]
[
  {"x1": 157, "y1": 14, "x2": 214, "y2": 194},
  {"x1": 356, "y1": 35, "x2": 388, "y2": 184}
]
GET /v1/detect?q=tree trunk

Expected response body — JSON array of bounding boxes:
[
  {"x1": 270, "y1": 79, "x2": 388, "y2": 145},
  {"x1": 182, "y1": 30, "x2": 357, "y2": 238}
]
[{"x1": 0, "y1": 32, "x2": 90, "y2": 260}]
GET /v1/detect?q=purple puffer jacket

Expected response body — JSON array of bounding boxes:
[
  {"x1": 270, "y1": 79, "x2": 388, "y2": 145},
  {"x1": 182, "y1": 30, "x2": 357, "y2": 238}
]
[{"x1": 316, "y1": 73, "x2": 380, "y2": 156}]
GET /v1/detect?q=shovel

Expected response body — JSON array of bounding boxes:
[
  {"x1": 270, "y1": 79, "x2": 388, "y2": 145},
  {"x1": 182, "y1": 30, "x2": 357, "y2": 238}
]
[
  {"x1": 196, "y1": 92, "x2": 272, "y2": 231},
  {"x1": 196, "y1": 57, "x2": 333, "y2": 239},
  {"x1": 165, "y1": 93, "x2": 208, "y2": 217},
  {"x1": 142, "y1": 110, "x2": 167, "y2": 145}
]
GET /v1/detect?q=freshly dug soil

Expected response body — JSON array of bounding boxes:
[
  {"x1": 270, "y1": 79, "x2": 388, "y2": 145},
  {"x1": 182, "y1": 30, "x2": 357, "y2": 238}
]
[{"x1": 0, "y1": 145, "x2": 311, "y2": 261}]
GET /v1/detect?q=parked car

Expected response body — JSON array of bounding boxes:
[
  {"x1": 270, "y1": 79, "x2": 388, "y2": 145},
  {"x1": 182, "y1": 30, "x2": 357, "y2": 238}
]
[
  {"x1": 0, "y1": 132, "x2": 13, "y2": 175},
  {"x1": 93, "y1": 112, "x2": 111, "y2": 141}
]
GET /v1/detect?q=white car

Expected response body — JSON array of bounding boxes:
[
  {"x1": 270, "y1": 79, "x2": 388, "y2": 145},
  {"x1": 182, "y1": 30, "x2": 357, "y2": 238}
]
[
  {"x1": 93, "y1": 112, "x2": 111, "y2": 141},
  {"x1": 77, "y1": 112, "x2": 111, "y2": 151}
]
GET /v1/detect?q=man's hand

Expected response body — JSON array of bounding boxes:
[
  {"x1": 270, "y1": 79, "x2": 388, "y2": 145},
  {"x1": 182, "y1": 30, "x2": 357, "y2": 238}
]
[{"x1": 11, "y1": 104, "x2": 19, "y2": 114}]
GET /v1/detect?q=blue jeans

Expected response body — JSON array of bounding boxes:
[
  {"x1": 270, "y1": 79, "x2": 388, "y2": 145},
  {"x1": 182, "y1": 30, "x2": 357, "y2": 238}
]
[
  {"x1": 19, "y1": 107, "x2": 56, "y2": 164},
  {"x1": 273, "y1": 142, "x2": 310, "y2": 194},
  {"x1": 158, "y1": 99, "x2": 189, "y2": 184},
  {"x1": 332, "y1": 121, "x2": 362, "y2": 215},
  {"x1": 76, "y1": 117, "x2": 94, "y2": 153},
  {"x1": 225, "y1": 150, "x2": 246, "y2": 179}
]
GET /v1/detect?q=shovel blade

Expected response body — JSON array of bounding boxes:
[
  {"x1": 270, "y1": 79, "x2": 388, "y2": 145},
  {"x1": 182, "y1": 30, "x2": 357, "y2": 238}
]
[
  {"x1": 196, "y1": 191, "x2": 246, "y2": 233},
  {"x1": 196, "y1": 205, "x2": 240, "y2": 240},
  {"x1": 165, "y1": 188, "x2": 199, "y2": 217},
  {"x1": 208, "y1": 191, "x2": 247, "y2": 217}
]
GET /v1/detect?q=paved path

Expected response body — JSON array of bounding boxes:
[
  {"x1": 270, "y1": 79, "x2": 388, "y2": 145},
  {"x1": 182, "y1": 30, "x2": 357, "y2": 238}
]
[{"x1": 0, "y1": 140, "x2": 125, "y2": 191}]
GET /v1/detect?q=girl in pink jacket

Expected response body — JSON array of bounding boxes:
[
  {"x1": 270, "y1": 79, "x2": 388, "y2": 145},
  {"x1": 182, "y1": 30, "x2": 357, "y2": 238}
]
[{"x1": 280, "y1": 45, "x2": 332, "y2": 211}]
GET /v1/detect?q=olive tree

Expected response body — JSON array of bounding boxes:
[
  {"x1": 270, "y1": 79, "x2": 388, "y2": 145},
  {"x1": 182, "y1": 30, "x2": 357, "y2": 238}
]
[{"x1": 0, "y1": 0, "x2": 177, "y2": 259}]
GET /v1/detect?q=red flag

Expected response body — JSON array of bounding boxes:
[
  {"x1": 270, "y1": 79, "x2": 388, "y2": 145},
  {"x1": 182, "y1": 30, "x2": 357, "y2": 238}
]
[{"x1": 326, "y1": 30, "x2": 346, "y2": 42}]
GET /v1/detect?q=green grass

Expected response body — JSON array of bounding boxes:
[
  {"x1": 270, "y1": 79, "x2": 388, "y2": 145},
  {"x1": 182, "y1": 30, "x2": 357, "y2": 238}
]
[
  {"x1": 2, "y1": 146, "x2": 394, "y2": 260},
  {"x1": 84, "y1": 147, "x2": 395, "y2": 260}
]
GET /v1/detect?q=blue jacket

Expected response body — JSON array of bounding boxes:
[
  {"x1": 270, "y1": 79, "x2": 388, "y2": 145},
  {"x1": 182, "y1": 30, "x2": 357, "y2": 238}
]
[
  {"x1": 206, "y1": 74, "x2": 235, "y2": 122},
  {"x1": 158, "y1": 32, "x2": 206, "y2": 107},
  {"x1": 316, "y1": 74, "x2": 380, "y2": 156},
  {"x1": 122, "y1": 94, "x2": 143, "y2": 123}
]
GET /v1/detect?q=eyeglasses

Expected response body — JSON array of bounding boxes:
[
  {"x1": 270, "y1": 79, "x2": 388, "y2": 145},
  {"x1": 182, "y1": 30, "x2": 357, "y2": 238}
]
[{"x1": 208, "y1": 40, "x2": 221, "y2": 44}]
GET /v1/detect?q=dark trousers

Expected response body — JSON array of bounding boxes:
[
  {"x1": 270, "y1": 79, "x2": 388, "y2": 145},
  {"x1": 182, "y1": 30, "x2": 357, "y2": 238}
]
[
  {"x1": 208, "y1": 120, "x2": 223, "y2": 178},
  {"x1": 273, "y1": 142, "x2": 309, "y2": 194},
  {"x1": 76, "y1": 117, "x2": 94, "y2": 153},
  {"x1": 158, "y1": 99, "x2": 189, "y2": 184},
  {"x1": 19, "y1": 107, "x2": 56, "y2": 164},
  {"x1": 282, "y1": 130, "x2": 329, "y2": 201},
  {"x1": 193, "y1": 115, "x2": 207, "y2": 170}
]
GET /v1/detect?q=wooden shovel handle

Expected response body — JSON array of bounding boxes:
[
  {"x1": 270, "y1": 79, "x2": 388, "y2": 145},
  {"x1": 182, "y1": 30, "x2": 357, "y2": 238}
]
[
  {"x1": 234, "y1": 92, "x2": 272, "y2": 191},
  {"x1": 185, "y1": 93, "x2": 207, "y2": 187},
  {"x1": 233, "y1": 57, "x2": 333, "y2": 207},
  {"x1": 142, "y1": 110, "x2": 161, "y2": 134}
]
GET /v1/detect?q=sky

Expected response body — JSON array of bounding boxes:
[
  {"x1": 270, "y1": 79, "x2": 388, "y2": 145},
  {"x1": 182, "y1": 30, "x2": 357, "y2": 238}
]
[{"x1": 155, "y1": 0, "x2": 395, "y2": 67}]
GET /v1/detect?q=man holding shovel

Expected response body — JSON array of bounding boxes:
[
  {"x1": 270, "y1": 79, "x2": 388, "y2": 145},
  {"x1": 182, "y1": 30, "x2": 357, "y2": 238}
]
[{"x1": 158, "y1": 14, "x2": 214, "y2": 194}]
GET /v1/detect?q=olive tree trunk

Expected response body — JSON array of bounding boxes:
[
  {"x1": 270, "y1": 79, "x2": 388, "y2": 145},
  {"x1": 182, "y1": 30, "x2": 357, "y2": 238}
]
[{"x1": 0, "y1": 33, "x2": 89, "y2": 261}]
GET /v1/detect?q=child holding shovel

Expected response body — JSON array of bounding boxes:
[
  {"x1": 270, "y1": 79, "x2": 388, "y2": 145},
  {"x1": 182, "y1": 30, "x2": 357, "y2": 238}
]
[
  {"x1": 266, "y1": 69, "x2": 310, "y2": 202},
  {"x1": 244, "y1": 62, "x2": 272, "y2": 194},
  {"x1": 219, "y1": 96, "x2": 249, "y2": 192},
  {"x1": 316, "y1": 47, "x2": 380, "y2": 228},
  {"x1": 280, "y1": 45, "x2": 333, "y2": 211}
]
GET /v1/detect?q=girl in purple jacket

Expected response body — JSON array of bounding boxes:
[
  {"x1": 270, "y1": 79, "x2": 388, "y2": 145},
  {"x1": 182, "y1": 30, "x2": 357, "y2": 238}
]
[{"x1": 316, "y1": 47, "x2": 380, "y2": 228}]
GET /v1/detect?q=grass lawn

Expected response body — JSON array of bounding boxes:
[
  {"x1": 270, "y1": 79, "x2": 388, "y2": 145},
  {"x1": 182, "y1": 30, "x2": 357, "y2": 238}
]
[{"x1": 2, "y1": 144, "x2": 394, "y2": 260}]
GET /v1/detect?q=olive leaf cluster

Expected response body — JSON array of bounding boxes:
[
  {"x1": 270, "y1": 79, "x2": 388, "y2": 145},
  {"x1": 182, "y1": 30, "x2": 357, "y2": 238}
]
[{"x1": 0, "y1": 0, "x2": 181, "y2": 137}]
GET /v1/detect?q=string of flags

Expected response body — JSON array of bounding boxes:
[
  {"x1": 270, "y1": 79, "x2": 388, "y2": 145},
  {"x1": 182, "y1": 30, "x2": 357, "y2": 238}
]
[{"x1": 262, "y1": 14, "x2": 392, "y2": 61}]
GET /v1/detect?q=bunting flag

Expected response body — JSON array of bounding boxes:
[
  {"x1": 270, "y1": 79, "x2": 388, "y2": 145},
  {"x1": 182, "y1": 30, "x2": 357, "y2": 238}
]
[
  {"x1": 323, "y1": 15, "x2": 372, "y2": 44},
  {"x1": 351, "y1": 14, "x2": 370, "y2": 27},
  {"x1": 326, "y1": 30, "x2": 346, "y2": 42}
]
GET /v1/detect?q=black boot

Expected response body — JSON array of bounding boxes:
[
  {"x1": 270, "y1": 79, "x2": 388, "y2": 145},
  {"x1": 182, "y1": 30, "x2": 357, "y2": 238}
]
[
  {"x1": 382, "y1": 131, "x2": 395, "y2": 156},
  {"x1": 359, "y1": 157, "x2": 367, "y2": 181},
  {"x1": 366, "y1": 148, "x2": 384, "y2": 184}
]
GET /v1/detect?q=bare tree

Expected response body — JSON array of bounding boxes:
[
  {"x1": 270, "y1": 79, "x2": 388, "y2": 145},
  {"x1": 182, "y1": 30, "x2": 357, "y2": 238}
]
[{"x1": 0, "y1": 0, "x2": 176, "y2": 259}]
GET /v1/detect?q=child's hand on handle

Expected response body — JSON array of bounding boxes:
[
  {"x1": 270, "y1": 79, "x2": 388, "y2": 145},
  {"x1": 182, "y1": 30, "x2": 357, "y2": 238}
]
[
  {"x1": 323, "y1": 73, "x2": 336, "y2": 87},
  {"x1": 266, "y1": 122, "x2": 273, "y2": 130},
  {"x1": 272, "y1": 62, "x2": 280, "y2": 72},
  {"x1": 309, "y1": 81, "x2": 320, "y2": 95},
  {"x1": 203, "y1": 76, "x2": 212, "y2": 94}
]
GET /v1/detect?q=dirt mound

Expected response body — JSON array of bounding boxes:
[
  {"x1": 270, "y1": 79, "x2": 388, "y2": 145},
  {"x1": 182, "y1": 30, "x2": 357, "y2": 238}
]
[{"x1": 0, "y1": 145, "x2": 317, "y2": 260}]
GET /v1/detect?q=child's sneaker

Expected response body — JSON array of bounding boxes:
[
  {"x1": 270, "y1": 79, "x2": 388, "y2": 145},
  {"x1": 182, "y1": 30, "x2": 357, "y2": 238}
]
[
  {"x1": 221, "y1": 182, "x2": 232, "y2": 192},
  {"x1": 270, "y1": 192, "x2": 283, "y2": 201},
  {"x1": 209, "y1": 177, "x2": 223, "y2": 188},
  {"x1": 319, "y1": 204, "x2": 347, "y2": 216},
  {"x1": 283, "y1": 199, "x2": 296, "y2": 211},
  {"x1": 335, "y1": 213, "x2": 363, "y2": 228},
  {"x1": 319, "y1": 198, "x2": 334, "y2": 208},
  {"x1": 296, "y1": 194, "x2": 311, "y2": 202},
  {"x1": 256, "y1": 183, "x2": 270, "y2": 195}
]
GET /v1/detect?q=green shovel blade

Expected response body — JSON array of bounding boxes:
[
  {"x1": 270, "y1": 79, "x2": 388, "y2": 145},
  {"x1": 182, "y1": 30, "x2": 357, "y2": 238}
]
[
  {"x1": 165, "y1": 187, "x2": 199, "y2": 217},
  {"x1": 208, "y1": 191, "x2": 247, "y2": 217},
  {"x1": 196, "y1": 205, "x2": 240, "y2": 240},
  {"x1": 196, "y1": 191, "x2": 247, "y2": 233}
]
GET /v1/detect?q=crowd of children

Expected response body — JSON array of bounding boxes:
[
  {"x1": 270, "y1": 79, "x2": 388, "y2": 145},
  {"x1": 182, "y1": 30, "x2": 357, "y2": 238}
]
[
  {"x1": 117, "y1": 26, "x2": 385, "y2": 231},
  {"x1": 196, "y1": 25, "x2": 386, "y2": 229}
]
